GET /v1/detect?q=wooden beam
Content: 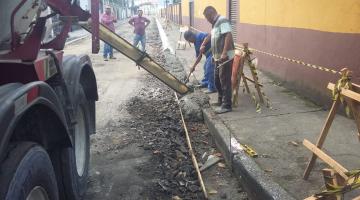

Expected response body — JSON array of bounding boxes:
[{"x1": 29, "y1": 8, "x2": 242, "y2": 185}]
[
  {"x1": 304, "y1": 196, "x2": 322, "y2": 200},
  {"x1": 322, "y1": 168, "x2": 345, "y2": 200},
  {"x1": 303, "y1": 139, "x2": 348, "y2": 179},
  {"x1": 247, "y1": 58, "x2": 264, "y2": 103},
  {"x1": 327, "y1": 83, "x2": 360, "y2": 103},
  {"x1": 174, "y1": 93, "x2": 208, "y2": 199},
  {"x1": 244, "y1": 76, "x2": 264, "y2": 87},
  {"x1": 303, "y1": 97, "x2": 341, "y2": 179},
  {"x1": 344, "y1": 97, "x2": 360, "y2": 142},
  {"x1": 352, "y1": 196, "x2": 360, "y2": 200}
]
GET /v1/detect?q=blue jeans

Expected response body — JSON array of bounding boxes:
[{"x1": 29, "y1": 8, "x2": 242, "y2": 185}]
[
  {"x1": 133, "y1": 34, "x2": 146, "y2": 51},
  {"x1": 201, "y1": 55, "x2": 216, "y2": 91},
  {"x1": 103, "y1": 43, "x2": 113, "y2": 58}
]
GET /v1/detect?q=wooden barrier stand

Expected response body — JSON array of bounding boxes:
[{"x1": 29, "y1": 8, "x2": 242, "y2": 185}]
[
  {"x1": 232, "y1": 43, "x2": 267, "y2": 109},
  {"x1": 303, "y1": 69, "x2": 360, "y2": 200}
]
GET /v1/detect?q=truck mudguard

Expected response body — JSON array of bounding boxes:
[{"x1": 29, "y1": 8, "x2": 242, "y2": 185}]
[
  {"x1": 62, "y1": 55, "x2": 98, "y2": 134},
  {"x1": 0, "y1": 81, "x2": 71, "y2": 162}
]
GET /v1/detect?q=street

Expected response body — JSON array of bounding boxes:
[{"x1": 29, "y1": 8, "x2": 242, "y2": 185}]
[{"x1": 63, "y1": 19, "x2": 247, "y2": 200}]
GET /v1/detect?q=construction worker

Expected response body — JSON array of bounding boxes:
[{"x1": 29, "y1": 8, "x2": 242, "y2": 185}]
[
  {"x1": 129, "y1": 10, "x2": 151, "y2": 51},
  {"x1": 184, "y1": 30, "x2": 216, "y2": 93},
  {"x1": 200, "y1": 6, "x2": 235, "y2": 114},
  {"x1": 101, "y1": 6, "x2": 117, "y2": 61}
]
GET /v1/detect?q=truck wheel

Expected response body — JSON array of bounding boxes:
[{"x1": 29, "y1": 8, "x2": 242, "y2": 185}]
[
  {"x1": 0, "y1": 142, "x2": 59, "y2": 200},
  {"x1": 58, "y1": 87, "x2": 91, "y2": 200}
]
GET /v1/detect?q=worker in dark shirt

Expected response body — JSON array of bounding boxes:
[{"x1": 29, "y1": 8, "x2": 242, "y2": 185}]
[{"x1": 184, "y1": 30, "x2": 216, "y2": 93}]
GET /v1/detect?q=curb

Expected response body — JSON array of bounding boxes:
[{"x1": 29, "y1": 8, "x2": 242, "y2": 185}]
[
  {"x1": 202, "y1": 108, "x2": 296, "y2": 200},
  {"x1": 65, "y1": 34, "x2": 90, "y2": 46}
]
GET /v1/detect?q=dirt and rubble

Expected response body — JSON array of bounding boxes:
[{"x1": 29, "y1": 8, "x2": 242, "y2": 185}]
[{"x1": 63, "y1": 18, "x2": 248, "y2": 200}]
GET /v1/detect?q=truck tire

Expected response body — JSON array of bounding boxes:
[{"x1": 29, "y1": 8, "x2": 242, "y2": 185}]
[
  {"x1": 0, "y1": 142, "x2": 59, "y2": 200},
  {"x1": 57, "y1": 87, "x2": 91, "y2": 200}
]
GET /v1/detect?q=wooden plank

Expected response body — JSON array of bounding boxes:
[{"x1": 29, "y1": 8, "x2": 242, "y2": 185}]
[
  {"x1": 327, "y1": 83, "x2": 336, "y2": 91},
  {"x1": 322, "y1": 169, "x2": 345, "y2": 200},
  {"x1": 351, "y1": 83, "x2": 360, "y2": 92},
  {"x1": 247, "y1": 58, "x2": 264, "y2": 103},
  {"x1": 303, "y1": 97, "x2": 341, "y2": 179},
  {"x1": 242, "y1": 74, "x2": 250, "y2": 94},
  {"x1": 304, "y1": 196, "x2": 321, "y2": 200},
  {"x1": 175, "y1": 93, "x2": 208, "y2": 199},
  {"x1": 344, "y1": 97, "x2": 360, "y2": 141},
  {"x1": 244, "y1": 76, "x2": 264, "y2": 87},
  {"x1": 352, "y1": 196, "x2": 360, "y2": 200},
  {"x1": 342, "y1": 88, "x2": 360, "y2": 103},
  {"x1": 303, "y1": 139, "x2": 348, "y2": 179},
  {"x1": 329, "y1": 82, "x2": 360, "y2": 140},
  {"x1": 327, "y1": 83, "x2": 360, "y2": 103}
]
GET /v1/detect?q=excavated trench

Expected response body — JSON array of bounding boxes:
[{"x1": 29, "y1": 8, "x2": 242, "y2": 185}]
[{"x1": 85, "y1": 19, "x2": 248, "y2": 200}]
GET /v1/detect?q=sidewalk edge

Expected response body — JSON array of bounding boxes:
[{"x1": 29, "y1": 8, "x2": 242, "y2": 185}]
[{"x1": 202, "y1": 108, "x2": 296, "y2": 200}]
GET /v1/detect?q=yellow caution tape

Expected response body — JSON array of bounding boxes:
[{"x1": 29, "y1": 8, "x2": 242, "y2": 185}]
[
  {"x1": 170, "y1": 23, "x2": 341, "y2": 75},
  {"x1": 236, "y1": 45, "x2": 341, "y2": 75}
]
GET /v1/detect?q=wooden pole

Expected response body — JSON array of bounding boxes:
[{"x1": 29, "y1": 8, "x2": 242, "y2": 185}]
[
  {"x1": 174, "y1": 93, "x2": 208, "y2": 199},
  {"x1": 303, "y1": 139, "x2": 348, "y2": 180},
  {"x1": 303, "y1": 97, "x2": 341, "y2": 180}
]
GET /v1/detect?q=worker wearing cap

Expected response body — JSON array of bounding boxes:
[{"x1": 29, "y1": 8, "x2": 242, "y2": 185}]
[
  {"x1": 200, "y1": 6, "x2": 235, "y2": 114},
  {"x1": 129, "y1": 10, "x2": 150, "y2": 51},
  {"x1": 101, "y1": 6, "x2": 117, "y2": 61},
  {"x1": 184, "y1": 30, "x2": 216, "y2": 93}
]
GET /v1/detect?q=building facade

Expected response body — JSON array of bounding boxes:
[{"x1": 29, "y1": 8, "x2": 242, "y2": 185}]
[{"x1": 163, "y1": 0, "x2": 360, "y2": 106}]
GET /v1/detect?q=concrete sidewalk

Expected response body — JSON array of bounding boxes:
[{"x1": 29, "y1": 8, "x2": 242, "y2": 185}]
[{"x1": 163, "y1": 20, "x2": 360, "y2": 199}]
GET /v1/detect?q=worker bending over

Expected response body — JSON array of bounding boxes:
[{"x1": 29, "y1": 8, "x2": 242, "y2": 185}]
[
  {"x1": 184, "y1": 30, "x2": 216, "y2": 93},
  {"x1": 200, "y1": 6, "x2": 235, "y2": 114}
]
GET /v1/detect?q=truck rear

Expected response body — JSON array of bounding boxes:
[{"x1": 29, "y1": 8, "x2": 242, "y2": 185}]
[{"x1": 0, "y1": 0, "x2": 98, "y2": 199}]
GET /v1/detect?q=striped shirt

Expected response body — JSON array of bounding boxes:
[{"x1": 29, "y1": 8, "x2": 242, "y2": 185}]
[{"x1": 211, "y1": 16, "x2": 235, "y2": 61}]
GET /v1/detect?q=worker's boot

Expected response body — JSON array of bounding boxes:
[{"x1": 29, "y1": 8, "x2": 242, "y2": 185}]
[
  {"x1": 210, "y1": 98, "x2": 222, "y2": 107},
  {"x1": 215, "y1": 106, "x2": 232, "y2": 114}
]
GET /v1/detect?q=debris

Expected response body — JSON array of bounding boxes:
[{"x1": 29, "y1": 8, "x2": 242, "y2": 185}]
[
  {"x1": 289, "y1": 141, "x2": 299, "y2": 147},
  {"x1": 218, "y1": 163, "x2": 226, "y2": 168},
  {"x1": 200, "y1": 155, "x2": 222, "y2": 172},
  {"x1": 95, "y1": 171, "x2": 101, "y2": 175},
  {"x1": 188, "y1": 185, "x2": 200, "y2": 193},
  {"x1": 176, "y1": 150, "x2": 186, "y2": 160},
  {"x1": 220, "y1": 192, "x2": 228, "y2": 199},
  {"x1": 202, "y1": 140, "x2": 209, "y2": 145},
  {"x1": 208, "y1": 189, "x2": 218, "y2": 195},
  {"x1": 179, "y1": 90, "x2": 210, "y2": 122},
  {"x1": 158, "y1": 180, "x2": 169, "y2": 191},
  {"x1": 201, "y1": 152, "x2": 208, "y2": 160},
  {"x1": 264, "y1": 169, "x2": 273, "y2": 173},
  {"x1": 214, "y1": 152, "x2": 222, "y2": 157},
  {"x1": 172, "y1": 196, "x2": 182, "y2": 200},
  {"x1": 153, "y1": 150, "x2": 161, "y2": 154}
]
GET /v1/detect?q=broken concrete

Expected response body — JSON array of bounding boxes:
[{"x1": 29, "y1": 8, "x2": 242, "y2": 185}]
[{"x1": 179, "y1": 90, "x2": 210, "y2": 122}]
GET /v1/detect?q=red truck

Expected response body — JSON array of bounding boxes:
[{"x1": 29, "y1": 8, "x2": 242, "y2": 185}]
[{"x1": 0, "y1": 0, "x2": 99, "y2": 199}]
